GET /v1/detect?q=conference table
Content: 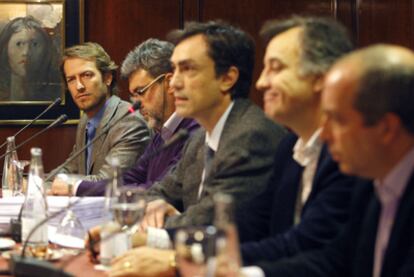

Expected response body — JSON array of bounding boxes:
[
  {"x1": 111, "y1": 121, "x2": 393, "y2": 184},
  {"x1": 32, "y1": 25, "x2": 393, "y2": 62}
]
[
  {"x1": 0, "y1": 195, "x2": 108, "y2": 276},
  {"x1": 0, "y1": 251, "x2": 106, "y2": 277}
]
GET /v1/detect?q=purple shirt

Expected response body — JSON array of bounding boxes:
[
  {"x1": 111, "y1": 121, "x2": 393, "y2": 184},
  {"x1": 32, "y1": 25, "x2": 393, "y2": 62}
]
[
  {"x1": 77, "y1": 116, "x2": 199, "y2": 196},
  {"x1": 373, "y1": 146, "x2": 414, "y2": 277}
]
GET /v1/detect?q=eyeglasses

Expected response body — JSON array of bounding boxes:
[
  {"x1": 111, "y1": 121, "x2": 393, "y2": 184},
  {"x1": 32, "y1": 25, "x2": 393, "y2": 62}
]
[{"x1": 130, "y1": 73, "x2": 166, "y2": 98}]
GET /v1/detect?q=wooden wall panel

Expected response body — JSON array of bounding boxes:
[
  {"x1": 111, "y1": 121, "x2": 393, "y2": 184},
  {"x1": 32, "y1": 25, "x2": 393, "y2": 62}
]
[
  {"x1": 84, "y1": 0, "x2": 182, "y2": 99},
  {"x1": 355, "y1": 0, "x2": 414, "y2": 48},
  {"x1": 0, "y1": 127, "x2": 75, "y2": 173}
]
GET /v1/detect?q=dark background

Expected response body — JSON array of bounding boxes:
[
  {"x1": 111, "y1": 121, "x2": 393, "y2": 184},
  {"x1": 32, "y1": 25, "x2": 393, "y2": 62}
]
[{"x1": 0, "y1": 0, "x2": 413, "y2": 172}]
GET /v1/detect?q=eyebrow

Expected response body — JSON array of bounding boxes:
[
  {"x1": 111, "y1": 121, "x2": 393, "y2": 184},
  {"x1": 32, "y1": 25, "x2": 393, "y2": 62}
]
[{"x1": 173, "y1": 59, "x2": 196, "y2": 67}]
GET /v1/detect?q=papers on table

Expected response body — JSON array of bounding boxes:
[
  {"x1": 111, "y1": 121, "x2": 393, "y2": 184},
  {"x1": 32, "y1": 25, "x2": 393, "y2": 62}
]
[{"x1": 0, "y1": 196, "x2": 106, "y2": 238}]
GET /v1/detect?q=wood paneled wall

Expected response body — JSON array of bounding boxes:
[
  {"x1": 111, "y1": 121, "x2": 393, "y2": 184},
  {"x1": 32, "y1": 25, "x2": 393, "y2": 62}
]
[{"x1": 1, "y1": 0, "x2": 413, "y2": 172}]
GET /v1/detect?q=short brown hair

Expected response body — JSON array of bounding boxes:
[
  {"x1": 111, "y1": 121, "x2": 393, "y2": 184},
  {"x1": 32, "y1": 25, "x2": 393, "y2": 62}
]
[{"x1": 61, "y1": 42, "x2": 118, "y2": 94}]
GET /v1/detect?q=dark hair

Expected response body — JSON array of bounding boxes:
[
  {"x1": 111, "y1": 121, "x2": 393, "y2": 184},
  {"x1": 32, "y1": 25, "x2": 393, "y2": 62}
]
[
  {"x1": 121, "y1": 38, "x2": 174, "y2": 79},
  {"x1": 61, "y1": 42, "x2": 118, "y2": 95},
  {"x1": 0, "y1": 16, "x2": 60, "y2": 101},
  {"x1": 352, "y1": 46, "x2": 414, "y2": 134},
  {"x1": 260, "y1": 16, "x2": 353, "y2": 76},
  {"x1": 168, "y1": 20, "x2": 255, "y2": 99}
]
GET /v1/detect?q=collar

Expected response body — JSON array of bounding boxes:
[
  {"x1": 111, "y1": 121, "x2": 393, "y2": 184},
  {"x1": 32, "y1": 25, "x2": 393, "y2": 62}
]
[
  {"x1": 374, "y1": 145, "x2": 414, "y2": 205},
  {"x1": 205, "y1": 101, "x2": 234, "y2": 152},
  {"x1": 87, "y1": 99, "x2": 108, "y2": 128},
  {"x1": 293, "y1": 129, "x2": 323, "y2": 167},
  {"x1": 161, "y1": 112, "x2": 184, "y2": 141}
]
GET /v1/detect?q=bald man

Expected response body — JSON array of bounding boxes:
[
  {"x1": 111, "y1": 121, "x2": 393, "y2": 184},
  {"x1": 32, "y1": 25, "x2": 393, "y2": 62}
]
[{"x1": 258, "y1": 44, "x2": 414, "y2": 277}]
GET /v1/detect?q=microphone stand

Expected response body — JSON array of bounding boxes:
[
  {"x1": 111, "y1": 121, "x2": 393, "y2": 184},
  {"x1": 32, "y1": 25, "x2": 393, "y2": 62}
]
[{"x1": 0, "y1": 98, "x2": 62, "y2": 150}]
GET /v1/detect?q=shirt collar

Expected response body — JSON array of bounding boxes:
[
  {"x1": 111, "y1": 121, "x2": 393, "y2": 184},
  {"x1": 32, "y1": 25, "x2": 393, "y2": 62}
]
[
  {"x1": 87, "y1": 99, "x2": 108, "y2": 128},
  {"x1": 293, "y1": 129, "x2": 323, "y2": 167},
  {"x1": 374, "y1": 145, "x2": 414, "y2": 205},
  {"x1": 161, "y1": 112, "x2": 184, "y2": 141},
  {"x1": 205, "y1": 101, "x2": 234, "y2": 152}
]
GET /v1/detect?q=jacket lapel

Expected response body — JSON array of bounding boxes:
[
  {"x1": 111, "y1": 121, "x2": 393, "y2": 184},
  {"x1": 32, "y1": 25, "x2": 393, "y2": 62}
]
[
  {"x1": 381, "y1": 172, "x2": 414, "y2": 275},
  {"x1": 88, "y1": 96, "x2": 120, "y2": 173}
]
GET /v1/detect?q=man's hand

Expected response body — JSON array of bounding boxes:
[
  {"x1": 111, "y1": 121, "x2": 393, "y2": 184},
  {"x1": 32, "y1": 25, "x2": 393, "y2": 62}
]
[
  {"x1": 109, "y1": 247, "x2": 176, "y2": 277},
  {"x1": 50, "y1": 178, "x2": 70, "y2": 196},
  {"x1": 85, "y1": 225, "x2": 101, "y2": 263},
  {"x1": 139, "y1": 199, "x2": 180, "y2": 230}
]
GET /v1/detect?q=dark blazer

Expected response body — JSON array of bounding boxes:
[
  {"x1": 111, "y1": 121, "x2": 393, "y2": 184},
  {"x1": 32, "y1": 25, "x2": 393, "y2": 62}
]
[
  {"x1": 241, "y1": 134, "x2": 357, "y2": 264},
  {"x1": 146, "y1": 99, "x2": 287, "y2": 242},
  {"x1": 56, "y1": 95, "x2": 150, "y2": 182},
  {"x1": 77, "y1": 118, "x2": 199, "y2": 196},
  {"x1": 258, "y1": 172, "x2": 414, "y2": 277}
]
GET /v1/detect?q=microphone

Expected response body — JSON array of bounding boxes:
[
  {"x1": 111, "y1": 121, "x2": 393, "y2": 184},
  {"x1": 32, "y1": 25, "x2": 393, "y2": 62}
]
[
  {"x1": 45, "y1": 101, "x2": 141, "y2": 182},
  {"x1": 0, "y1": 114, "x2": 68, "y2": 161},
  {"x1": 0, "y1": 98, "x2": 62, "y2": 150}
]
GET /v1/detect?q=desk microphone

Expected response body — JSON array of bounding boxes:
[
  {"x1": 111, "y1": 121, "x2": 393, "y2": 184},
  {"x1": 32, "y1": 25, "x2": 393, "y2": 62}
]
[
  {"x1": 0, "y1": 98, "x2": 62, "y2": 151},
  {"x1": 0, "y1": 114, "x2": 68, "y2": 161}
]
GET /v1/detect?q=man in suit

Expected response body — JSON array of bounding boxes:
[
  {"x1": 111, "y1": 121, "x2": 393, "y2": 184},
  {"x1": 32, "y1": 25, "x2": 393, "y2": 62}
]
[
  {"x1": 239, "y1": 17, "x2": 358, "y2": 271},
  {"x1": 108, "y1": 20, "x2": 286, "y2": 277},
  {"x1": 74, "y1": 39, "x2": 199, "y2": 196},
  {"x1": 256, "y1": 45, "x2": 414, "y2": 277},
  {"x1": 50, "y1": 42, "x2": 150, "y2": 196}
]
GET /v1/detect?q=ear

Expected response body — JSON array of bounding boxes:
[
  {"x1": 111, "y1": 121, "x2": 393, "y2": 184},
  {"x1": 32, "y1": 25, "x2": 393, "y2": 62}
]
[
  {"x1": 103, "y1": 72, "x2": 113, "y2": 87},
  {"x1": 312, "y1": 74, "x2": 324, "y2": 95},
  {"x1": 219, "y1": 66, "x2": 239, "y2": 93},
  {"x1": 164, "y1": 73, "x2": 175, "y2": 95},
  {"x1": 378, "y1": 113, "x2": 402, "y2": 144}
]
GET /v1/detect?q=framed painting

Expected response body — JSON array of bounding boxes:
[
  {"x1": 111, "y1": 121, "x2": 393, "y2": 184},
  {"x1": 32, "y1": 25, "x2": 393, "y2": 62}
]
[{"x1": 0, "y1": 0, "x2": 83, "y2": 124}]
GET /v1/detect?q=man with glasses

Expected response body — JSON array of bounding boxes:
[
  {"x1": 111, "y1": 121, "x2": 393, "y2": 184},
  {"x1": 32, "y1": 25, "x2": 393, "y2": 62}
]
[
  {"x1": 73, "y1": 38, "x2": 199, "y2": 196},
  {"x1": 50, "y1": 42, "x2": 150, "y2": 196}
]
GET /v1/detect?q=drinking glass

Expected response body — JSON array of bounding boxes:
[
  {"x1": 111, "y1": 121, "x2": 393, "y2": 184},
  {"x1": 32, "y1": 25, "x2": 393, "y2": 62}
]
[
  {"x1": 54, "y1": 174, "x2": 86, "y2": 248},
  {"x1": 111, "y1": 187, "x2": 146, "y2": 234},
  {"x1": 175, "y1": 226, "x2": 218, "y2": 277}
]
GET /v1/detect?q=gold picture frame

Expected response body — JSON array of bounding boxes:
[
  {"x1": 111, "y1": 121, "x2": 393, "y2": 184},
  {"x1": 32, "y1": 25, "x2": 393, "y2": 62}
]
[{"x1": 0, "y1": 0, "x2": 83, "y2": 125}]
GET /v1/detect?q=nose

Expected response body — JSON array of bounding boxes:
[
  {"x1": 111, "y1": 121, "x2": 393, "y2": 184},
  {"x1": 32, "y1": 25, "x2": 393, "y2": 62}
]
[
  {"x1": 169, "y1": 71, "x2": 183, "y2": 91},
  {"x1": 320, "y1": 115, "x2": 331, "y2": 143},
  {"x1": 21, "y1": 43, "x2": 30, "y2": 56},
  {"x1": 256, "y1": 70, "x2": 269, "y2": 92},
  {"x1": 75, "y1": 77, "x2": 85, "y2": 91}
]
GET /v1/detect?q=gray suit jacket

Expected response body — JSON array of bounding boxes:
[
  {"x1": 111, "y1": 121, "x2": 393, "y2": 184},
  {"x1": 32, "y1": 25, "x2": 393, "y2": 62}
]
[
  {"x1": 146, "y1": 99, "x2": 286, "y2": 232},
  {"x1": 56, "y1": 95, "x2": 150, "y2": 182}
]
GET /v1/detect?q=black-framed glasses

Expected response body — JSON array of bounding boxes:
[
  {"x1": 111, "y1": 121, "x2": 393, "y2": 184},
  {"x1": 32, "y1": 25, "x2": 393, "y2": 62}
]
[{"x1": 130, "y1": 73, "x2": 166, "y2": 98}]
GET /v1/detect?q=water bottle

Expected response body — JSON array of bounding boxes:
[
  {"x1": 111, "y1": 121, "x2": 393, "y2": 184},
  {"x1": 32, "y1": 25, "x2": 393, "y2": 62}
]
[
  {"x1": 21, "y1": 148, "x2": 48, "y2": 256},
  {"x1": 2, "y1": 136, "x2": 18, "y2": 197}
]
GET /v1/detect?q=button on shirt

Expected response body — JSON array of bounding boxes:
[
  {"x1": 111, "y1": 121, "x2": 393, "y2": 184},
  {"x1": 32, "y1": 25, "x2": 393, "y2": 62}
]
[
  {"x1": 373, "y1": 146, "x2": 414, "y2": 277},
  {"x1": 292, "y1": 129, "x2": 323, "y2": 225}
]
